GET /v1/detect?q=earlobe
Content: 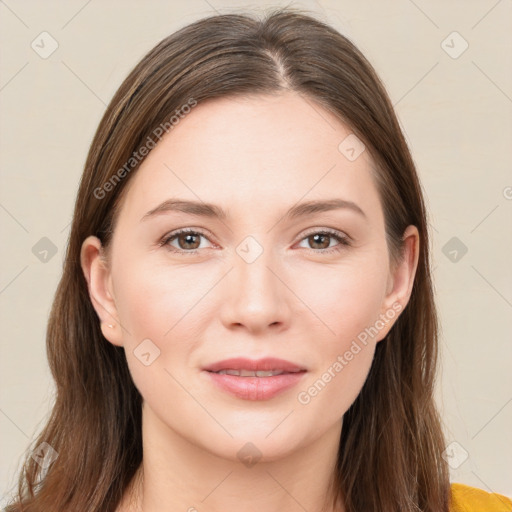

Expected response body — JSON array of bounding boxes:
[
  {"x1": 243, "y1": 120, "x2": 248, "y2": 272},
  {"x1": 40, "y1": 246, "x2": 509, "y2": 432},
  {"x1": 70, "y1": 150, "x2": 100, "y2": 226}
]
[
  {"x1": 80, "y1": 235, "x2": 124, "y2": 347},
  {"x1": 377, "y1": 225, "x2": 420, "y2": 341}
]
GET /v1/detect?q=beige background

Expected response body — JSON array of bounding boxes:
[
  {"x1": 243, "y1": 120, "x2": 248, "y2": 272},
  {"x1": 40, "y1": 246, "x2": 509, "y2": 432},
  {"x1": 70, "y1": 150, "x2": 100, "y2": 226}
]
[{"x1": 1, "y1": 0, "x2": 511, "y2": 505}]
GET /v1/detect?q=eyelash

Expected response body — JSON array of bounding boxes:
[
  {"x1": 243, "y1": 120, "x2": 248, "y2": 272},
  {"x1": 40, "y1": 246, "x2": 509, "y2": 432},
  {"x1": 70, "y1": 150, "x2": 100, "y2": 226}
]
[{"x1": 158, "y1": 227, "x2": 352, "y2": 256}]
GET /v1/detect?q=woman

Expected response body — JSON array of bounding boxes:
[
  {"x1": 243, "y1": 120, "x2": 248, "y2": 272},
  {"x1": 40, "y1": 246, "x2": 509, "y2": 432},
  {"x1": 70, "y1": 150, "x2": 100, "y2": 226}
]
[{"x1": 5, "y1": 8, "x2": 511, "y2": 512}]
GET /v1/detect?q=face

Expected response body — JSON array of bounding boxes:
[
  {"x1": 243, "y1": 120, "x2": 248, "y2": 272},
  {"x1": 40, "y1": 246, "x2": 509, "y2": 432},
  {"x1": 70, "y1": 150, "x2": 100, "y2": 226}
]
[{"x1": 82, "y1": 91, "x2": 418, "y2": 462}]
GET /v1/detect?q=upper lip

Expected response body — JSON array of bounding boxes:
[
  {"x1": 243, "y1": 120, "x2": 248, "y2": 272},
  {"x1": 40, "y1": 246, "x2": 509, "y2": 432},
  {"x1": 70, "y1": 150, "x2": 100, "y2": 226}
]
[{"x1": 202, "y1": 357, "x2": 306, "y2": 373}]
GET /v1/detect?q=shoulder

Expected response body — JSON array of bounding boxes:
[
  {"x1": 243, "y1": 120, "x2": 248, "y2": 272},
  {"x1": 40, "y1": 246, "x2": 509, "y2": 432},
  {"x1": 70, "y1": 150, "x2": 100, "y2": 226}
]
[{"x1": 450, "y1": 482, "x2": 512, "y2": 511}]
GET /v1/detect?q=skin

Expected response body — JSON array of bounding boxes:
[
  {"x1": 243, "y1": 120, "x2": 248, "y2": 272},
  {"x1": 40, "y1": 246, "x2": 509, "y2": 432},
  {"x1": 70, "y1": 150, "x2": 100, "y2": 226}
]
[{"x1": 81, "y1": 91, "x2": 419, "y2": 512}]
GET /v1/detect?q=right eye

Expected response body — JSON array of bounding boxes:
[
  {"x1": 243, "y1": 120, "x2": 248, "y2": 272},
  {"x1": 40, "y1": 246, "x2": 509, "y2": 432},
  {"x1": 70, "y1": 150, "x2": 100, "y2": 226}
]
[{"x1": 160, "y1": 228, "x2": 215, "y2": 255}]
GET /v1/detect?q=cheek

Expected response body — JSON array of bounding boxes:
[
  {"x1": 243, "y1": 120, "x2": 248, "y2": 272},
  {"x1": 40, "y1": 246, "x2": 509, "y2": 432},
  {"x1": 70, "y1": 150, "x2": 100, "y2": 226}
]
[
  {"x1": 111, "y1": 257, "x2": 218, "y2": 396},
  {"x1": 112, "y1": 255, "x2": 203, "y2": 344},
  {"x1": 114, "y1": 263, "x2": 204, "y2": 406},
  {"x1": 296, "y1": 280, "x2": 380, "y2": 424},
  {"x1": 293, "y1": 258, "x2": 387, "y2": 415},
  {"x1": 295, "y1": 252, "x2": 388, "y2": 341}
]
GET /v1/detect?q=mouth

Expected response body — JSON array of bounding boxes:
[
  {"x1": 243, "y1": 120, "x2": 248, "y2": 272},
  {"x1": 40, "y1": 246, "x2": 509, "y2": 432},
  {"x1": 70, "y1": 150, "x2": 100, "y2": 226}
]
[
  {"x1": 209, "y1": 369, "x2": 304, "y2": 377},
  {"x1": 202, "y1": 357, "x2": 307, "y2": 400},
  {"x1": 202, "y1": 356, "x2": 306, "y2": 373}
]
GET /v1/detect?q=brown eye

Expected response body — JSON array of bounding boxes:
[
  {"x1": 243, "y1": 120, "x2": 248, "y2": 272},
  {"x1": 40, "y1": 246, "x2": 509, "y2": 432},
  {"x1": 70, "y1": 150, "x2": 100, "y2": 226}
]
[
  {"x1": 307, "y1": 233, "x2": 331, "y2": 250},
  {"x1": 297, "y1": 229, "x2": 351, "y2": 254},
  {"x1": 161, "y1": 229, "x2": 213, "y2": 254},
  {"x1": 175, "y1": 232, "x2": 201, "y2": 250}
]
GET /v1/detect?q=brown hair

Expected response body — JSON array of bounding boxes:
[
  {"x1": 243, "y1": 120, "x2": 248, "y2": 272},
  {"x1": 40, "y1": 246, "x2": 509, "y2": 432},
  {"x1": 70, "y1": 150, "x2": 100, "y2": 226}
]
[{"x1": 5, "y1": 7, "x2": 450, "y2": 511}]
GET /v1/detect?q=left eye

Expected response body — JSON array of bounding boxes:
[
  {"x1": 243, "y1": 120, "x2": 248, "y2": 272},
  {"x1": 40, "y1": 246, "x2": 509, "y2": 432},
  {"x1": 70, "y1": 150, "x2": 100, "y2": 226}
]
[{"x1": 296, "y1": 230, "x2": 350, "y2": 252}]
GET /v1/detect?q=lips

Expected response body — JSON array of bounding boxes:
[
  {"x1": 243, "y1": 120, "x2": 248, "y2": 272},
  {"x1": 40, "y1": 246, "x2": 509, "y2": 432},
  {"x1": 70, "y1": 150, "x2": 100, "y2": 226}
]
[
  {"x1": 202, "y1": 357, "x2": 306, "y2": 374},
  {"x1": 202, "y1": 357, "x2": 307, "y2": 400},
  {"x1": 214, "y1": 369, "x2": 292, "y2": 377}
]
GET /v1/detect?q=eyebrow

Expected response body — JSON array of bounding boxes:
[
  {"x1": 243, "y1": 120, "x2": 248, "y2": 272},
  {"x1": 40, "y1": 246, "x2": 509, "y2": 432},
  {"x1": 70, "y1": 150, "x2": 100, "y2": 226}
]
[{"x1": 141, "y1": 198, "x2": 367, "y2": 222}]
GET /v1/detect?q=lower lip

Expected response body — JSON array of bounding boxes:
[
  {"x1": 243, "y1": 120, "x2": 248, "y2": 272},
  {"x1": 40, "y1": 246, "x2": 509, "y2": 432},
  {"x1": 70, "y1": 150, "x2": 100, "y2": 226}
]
[{"x1": 203, "y1": 371, "x2": 307, "y2": 400}]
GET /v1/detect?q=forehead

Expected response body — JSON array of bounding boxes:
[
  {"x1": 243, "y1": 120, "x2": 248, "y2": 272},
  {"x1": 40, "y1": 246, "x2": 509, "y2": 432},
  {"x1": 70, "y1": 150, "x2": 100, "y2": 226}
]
[{"x1": 116, "y1": 92, "x2": 382, "y2": 224}]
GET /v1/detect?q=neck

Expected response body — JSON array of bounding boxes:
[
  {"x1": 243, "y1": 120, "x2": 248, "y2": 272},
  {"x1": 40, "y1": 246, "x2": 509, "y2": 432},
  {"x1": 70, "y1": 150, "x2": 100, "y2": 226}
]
[{"x1": 119, "y1": 402, "x2": 345, "y2": 512}]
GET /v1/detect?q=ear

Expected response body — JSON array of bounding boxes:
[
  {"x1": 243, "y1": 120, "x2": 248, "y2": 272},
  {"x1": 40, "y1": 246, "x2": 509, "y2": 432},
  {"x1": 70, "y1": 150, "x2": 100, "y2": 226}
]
[
  {"x1": 80, "y1": 235, "x2": 123, "y2": 347},
  {"x1": 375, "y1": 225, "x2": 420, "y2": 342}
]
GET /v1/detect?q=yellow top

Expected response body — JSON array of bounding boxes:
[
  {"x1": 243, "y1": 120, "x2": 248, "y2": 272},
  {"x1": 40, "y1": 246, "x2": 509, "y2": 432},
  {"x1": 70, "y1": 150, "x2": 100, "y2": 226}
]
[{"x1": 450, "y1": 483, "x2": 512, "y2": 511}]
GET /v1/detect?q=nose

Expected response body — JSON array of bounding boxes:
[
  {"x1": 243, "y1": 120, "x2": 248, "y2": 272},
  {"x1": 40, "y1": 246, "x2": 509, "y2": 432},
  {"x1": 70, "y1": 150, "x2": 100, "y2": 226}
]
[{"x1": 219, "y1": 241, "x2": 291, "y2": 334}]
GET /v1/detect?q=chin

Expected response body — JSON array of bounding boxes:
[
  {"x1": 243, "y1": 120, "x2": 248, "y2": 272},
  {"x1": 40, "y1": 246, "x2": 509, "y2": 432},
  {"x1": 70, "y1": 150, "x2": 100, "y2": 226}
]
[{"x1": 207, "y1": 426, "x2": 307, "y2": 464}]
